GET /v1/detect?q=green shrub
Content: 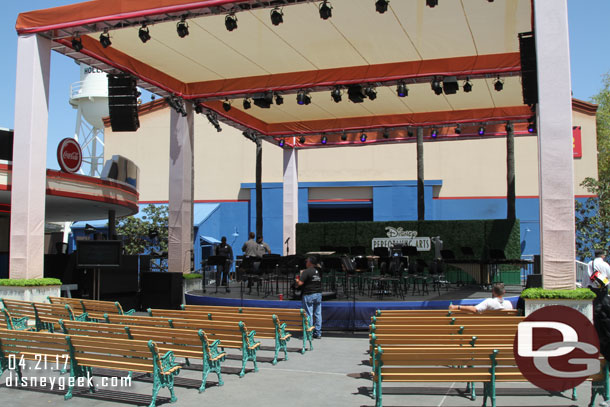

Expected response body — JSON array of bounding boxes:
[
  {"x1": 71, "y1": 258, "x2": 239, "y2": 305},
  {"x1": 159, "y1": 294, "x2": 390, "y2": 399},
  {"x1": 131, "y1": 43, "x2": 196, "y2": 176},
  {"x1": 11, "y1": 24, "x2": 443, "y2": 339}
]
[
  {"x1": 183, "y1": 273, "x2": 202, "y2": 280},
  {"x1": 521, "y1": 288, "x2": 596, "y2": 300},
  {"x1": 0, "y1": 278, "x2": 62, "y2": 287}
]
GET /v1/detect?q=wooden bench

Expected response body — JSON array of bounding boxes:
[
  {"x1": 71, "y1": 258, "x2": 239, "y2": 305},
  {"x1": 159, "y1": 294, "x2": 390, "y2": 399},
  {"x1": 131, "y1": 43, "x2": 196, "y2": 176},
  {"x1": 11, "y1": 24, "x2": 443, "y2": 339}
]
[
  {"x1": 181, "y1": 304, "x2": 314, "y2": 353},
  {"x1": 0, "y1": 299, "x2": 87, "y2": 332},
  {"x1": 58, "y1": 319, "x2": 225, "y2": 393},
  {"x1": 103, "y1": 313, "x2": 260, "y2": 377},
  {"x1": 370, "y1": 323, "x2": 518, "y2": 337},
  {"x1": 1, "y1": 307, "x2": 32, "y2": 331},
  {"x1": 147, "y1": 308, "x2": 291, "y2": 365},
  {"x1": 48, "y1": 297, "x2": 135, "y2": 319},
  {"x1": 371, "y1": 315, "x2": 524, "y2": 326},
  {"x1": 0, "y1": 328, "x2": 181, "y2": 407},
  {"x1": 371, "y1": 346, "x2": 587, "y2": 407},
  {"x1": 374, "y1": 308, "x2": 519, "y2": 316}
]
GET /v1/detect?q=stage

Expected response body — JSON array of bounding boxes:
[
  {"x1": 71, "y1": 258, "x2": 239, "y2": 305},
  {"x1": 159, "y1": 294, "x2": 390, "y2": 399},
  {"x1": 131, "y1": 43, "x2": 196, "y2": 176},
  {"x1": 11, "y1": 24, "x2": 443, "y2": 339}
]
[{"x1": 185, "y1": 280, "x2": 522, "y2": 330}]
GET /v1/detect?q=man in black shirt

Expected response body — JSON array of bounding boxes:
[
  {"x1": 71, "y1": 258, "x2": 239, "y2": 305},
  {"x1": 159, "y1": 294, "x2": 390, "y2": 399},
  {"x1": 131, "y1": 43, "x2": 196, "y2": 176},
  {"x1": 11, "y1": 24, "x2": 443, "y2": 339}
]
[
  {"x1": 296, "y1": 255, "x2": 322, "y2": 338},
  {"x1": 215, "y1": 236, "x2": 233, "y2": 292}
]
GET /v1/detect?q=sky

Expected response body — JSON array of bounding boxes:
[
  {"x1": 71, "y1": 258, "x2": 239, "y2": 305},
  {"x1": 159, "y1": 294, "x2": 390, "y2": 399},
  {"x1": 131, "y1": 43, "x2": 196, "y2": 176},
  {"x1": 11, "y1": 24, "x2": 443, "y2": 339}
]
[{"x1": 0, "y1": 0, "x2": 608, "y2": 170}]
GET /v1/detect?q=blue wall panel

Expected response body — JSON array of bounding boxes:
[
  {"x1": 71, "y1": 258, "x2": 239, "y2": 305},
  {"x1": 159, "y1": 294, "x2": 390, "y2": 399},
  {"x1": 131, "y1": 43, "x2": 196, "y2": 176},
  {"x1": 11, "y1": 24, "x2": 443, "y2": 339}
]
[{"x1": 373, "y1": 186, "x2": 417, "y2": 221}]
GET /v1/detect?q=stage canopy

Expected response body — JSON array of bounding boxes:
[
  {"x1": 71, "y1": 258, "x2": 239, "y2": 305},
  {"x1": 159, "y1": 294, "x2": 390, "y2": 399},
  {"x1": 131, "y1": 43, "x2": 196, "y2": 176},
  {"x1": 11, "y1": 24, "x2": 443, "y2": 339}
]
[{"x1": 16, "y1": 0, "x2": 534, "y2": 146}]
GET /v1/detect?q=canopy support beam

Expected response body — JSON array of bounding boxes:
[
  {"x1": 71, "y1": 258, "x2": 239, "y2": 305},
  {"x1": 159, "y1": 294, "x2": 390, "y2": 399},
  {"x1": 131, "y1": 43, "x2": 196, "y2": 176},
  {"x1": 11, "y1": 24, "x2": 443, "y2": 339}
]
[
  {"x1": 282, "y1": 147, "x2": 298, "y2": 255},
  {"x1": 417, "y1": 127, "x2": 425, "y2": 221}
]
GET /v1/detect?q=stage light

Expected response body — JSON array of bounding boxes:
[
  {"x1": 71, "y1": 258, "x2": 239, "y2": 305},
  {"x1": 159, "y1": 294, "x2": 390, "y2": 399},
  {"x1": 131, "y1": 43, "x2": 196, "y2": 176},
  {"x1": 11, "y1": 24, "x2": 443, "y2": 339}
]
[
  {"x1": 431, "y1": 77, "x2": 443, "y2": 95},
  {"x1": 493, "y1": 76, "x2": 504, "y2": 92},
  {"x1": 275, "y1": 93, "x2": 284, "y2": 105},
  {"x1": 442, "y1": 76, "x2": 459, "y2": 95},
  {"x1": 505, "y1": 121, "x2": 513, "y2": 133},
  {"x1": 376, "y1": 0, "x2": 389, "y2": 14},
  {"x1": 299, "y1": 136, "x2": 306, "y2": 143},
  {"x1": 431, "y1": 128, "x2": 438, "y2": 138},
  {"x1": 407, "y1": 129, "x2": 414, "y2": 137},
  {"x1": 166, "y1": 96, "x2": 187, "y2": 116},
  {"x1": 396, "y1": 81, "x2": 408, "y2": 97},
  {"x1": 278, "y1": 138, "x2": 285, "y2": 147},
  {"x1": 176, "y1": 17, "x2": 189, "y2": 38},
  {"x1": 478, "y1": 126, "x2": 485, "y2": 136},
  {"x1": 341, "y1": 131, "x2": 347, "y2": 141},
  {"x1": 225, "y1": 13, "x2": 238, "y2": 31},
  {"x1": 297, "y1": 90, "x2": 311, "y2": 105},
  {"x1": 253, "y1": 91, "x2": 274, "y2": 109},
  {"x1": 321, "y1": 135, "x2": 328, "y2": 144},
  {"x1": 139, "y1": 24, "x2": 151, "y2": 43},
  {"x1": 454, "y1": 124, "x2": 461, "y2": 135},
  {"x1": 99, "y1": 28, "x2": 111, "y2": 48},
  {"x1": 382, "y1": 129, "x2": 390, "y2": 138},
  {"x1": 360, "y1": 132, "x2": 367, "y2": 142},
  {"x1": 463, "y1": 77, "x2": 473, "y2": 93},
  {"x1": 365, "y1": 86, "x2": 377, "y2": 101},
  {"x1": 206, "y1": 110, "x2": 222, "y2": 132},
  {"x1": 426, "y1": 0, "x2": 438, "y2": 7},
  {"x1": 347, "y1": 84, "x2": 366, "y2": 103},
  {"x1": 528, "y1": 116, "x2": 536, "y2": 133},
  {"x1": 319, "y1": 1, "x2": 333, "y2": 19},
  {"x1": 243, "y1": 98, "x2": 251, "y2": 109},
  {"x1": 271, "y1": 7, "x2": 284, "y2": 25},
  {"x1": 331, "y1": 87, "x2": 342, "y2": 103},
  {"x1": 71, "y1": 34, "x2": 83, "y2": 52},
  {"x1": 194, "y1": 103, "x2": 204, "y2": 114},
  {"x1": 222, "y1": 99, "x2": 231, "y2": 112}
]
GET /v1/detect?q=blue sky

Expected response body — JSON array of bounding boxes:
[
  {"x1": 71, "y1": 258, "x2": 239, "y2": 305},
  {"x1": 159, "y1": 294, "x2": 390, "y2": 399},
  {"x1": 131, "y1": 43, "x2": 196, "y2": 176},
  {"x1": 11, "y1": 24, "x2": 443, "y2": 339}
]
[{"x1": 1, "y1": 0, "x2": 608, "y2": 170}]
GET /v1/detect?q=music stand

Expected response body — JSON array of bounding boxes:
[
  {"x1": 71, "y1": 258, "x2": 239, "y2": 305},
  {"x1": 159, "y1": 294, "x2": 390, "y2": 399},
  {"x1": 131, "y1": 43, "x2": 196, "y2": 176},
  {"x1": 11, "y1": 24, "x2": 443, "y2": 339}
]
[
  {"x1": 260, "y1": 254, "x2": 281, "y2": 297},
  {"x1": 206, "y1": 256, "x2": 229, "y2": 293}
]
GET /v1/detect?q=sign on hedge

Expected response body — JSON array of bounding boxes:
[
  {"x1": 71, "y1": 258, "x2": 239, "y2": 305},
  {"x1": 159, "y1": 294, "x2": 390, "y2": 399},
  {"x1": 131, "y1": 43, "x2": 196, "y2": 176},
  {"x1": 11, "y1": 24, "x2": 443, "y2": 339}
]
[{"x1": 371, "y1": 227, "x2": 431, "y2": 251}]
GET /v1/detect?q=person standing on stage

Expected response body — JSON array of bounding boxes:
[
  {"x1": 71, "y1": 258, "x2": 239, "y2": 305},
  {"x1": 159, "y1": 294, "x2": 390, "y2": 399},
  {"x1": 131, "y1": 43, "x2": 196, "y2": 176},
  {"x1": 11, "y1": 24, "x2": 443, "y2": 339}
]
[
  {"x1": 215, "y1": 236, "x2": 233, "y2": 292},
  {"x1": 296, "y1": 255, "x2": 323, "y2": 338},
  {"x1": 242, "y1": 232, "x2": 258, "y2": 257}
]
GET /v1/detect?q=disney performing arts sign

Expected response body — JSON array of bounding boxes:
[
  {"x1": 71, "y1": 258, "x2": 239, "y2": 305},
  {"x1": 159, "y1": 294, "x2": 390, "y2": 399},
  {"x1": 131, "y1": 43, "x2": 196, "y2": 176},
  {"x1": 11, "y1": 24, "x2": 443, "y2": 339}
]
[{"x1": 371, "y1": 227, "x2": 431, "y2": 251}]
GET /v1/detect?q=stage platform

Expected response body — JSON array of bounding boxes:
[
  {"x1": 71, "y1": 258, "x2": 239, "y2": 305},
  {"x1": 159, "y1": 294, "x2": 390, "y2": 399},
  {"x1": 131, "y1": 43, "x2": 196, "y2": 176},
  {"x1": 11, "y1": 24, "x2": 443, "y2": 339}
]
[{"x1": 185, "y1": 281, "x2": 522, "y2": 330}]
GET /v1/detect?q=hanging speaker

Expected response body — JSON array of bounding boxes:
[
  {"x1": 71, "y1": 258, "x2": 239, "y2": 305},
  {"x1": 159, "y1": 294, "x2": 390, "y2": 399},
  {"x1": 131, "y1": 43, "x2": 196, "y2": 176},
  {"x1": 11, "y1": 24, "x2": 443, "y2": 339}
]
[
  {"x1": 519, "y1": 32, "x2": 538, "y2": 106},
  {"x1": 108, "y1": 74, "x2": 140, "y2": 132}
]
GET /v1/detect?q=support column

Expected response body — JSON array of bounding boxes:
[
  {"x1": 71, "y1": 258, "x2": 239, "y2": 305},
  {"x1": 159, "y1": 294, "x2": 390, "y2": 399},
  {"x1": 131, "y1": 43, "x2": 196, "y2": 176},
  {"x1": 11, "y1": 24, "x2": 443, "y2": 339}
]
[
  {"x1": 283, "y1": 147, "x2": 299, "y2": 255},
  {"x1": 168, "y1": 104, "x2": 194, "y2": 274},
  {"x1": 534, "y1": 0, "x2": 575, "y2": 289},
  {"x1": 255, "y1": 138, "x2": 263, "y2": 238},
  {"x1": 9, "y1": 34, "x2": 51, "y2": 279},
  {"x1": 108, "y1": 210, "x2": 116, "y2": 240},
  {"x1": 506, "y1": 123, "x2": 516, "y2": 220},
  {"x1": 416, "y1": 128, "x2": 425, "y2": 221}
]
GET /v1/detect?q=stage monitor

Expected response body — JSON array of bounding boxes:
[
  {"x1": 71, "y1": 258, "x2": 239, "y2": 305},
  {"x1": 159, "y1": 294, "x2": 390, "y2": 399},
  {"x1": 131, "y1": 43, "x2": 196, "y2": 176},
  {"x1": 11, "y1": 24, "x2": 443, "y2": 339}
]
[{"x1": 76, "y1": 240, "x2": 122, "y2": 268}]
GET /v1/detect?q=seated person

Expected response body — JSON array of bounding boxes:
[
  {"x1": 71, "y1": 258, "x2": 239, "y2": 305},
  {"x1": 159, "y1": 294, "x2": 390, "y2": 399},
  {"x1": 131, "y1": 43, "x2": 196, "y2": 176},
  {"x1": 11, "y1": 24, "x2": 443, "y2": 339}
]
[{"x1": 448, "y1": 283, "x2": 513, "y2": 313}]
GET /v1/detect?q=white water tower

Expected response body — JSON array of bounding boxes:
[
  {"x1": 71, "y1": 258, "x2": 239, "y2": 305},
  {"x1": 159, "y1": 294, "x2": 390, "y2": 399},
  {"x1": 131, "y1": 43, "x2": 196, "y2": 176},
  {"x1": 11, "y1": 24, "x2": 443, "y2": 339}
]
[{"x1": 69, "y1": 64, "x2": 109, "y2": 176}]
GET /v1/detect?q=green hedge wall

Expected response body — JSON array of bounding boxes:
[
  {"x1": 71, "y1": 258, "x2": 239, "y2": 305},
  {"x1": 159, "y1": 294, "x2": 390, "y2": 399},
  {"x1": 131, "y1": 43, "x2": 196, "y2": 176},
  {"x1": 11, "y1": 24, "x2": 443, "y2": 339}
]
[{"x1": 296, "y1": 219, "x2": 521, "y2": 262}]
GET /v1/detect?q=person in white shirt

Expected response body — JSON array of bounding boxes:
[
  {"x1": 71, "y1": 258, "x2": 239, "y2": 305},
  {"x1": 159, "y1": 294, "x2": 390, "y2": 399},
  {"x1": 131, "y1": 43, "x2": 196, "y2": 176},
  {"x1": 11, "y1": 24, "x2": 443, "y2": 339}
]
[
  {"x1": 587, "y1": 250, "x2": 610, "y2": 289},
  {"x1": 448, "y1": 283, "x2": 513, "y2": 313}
]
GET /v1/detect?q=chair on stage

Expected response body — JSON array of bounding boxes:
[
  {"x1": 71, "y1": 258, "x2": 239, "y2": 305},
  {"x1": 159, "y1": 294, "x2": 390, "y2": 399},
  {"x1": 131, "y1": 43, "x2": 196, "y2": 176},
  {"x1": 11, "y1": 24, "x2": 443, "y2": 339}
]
[
  {"x1": 428, "y1": 259, "x2": 450, "y2": 294},
  {"x1": 260, "y1": 254, "x2": 281, "y2": 297},
  {"x1": 320, "y1": 256, "x2": 343, "y2": 294},
  {"x1": 205, "y1": 256, "x2": 231, "y2": 293},
  {"x1": 239, "y1": 256, "x2": 262, "y2": 295}
]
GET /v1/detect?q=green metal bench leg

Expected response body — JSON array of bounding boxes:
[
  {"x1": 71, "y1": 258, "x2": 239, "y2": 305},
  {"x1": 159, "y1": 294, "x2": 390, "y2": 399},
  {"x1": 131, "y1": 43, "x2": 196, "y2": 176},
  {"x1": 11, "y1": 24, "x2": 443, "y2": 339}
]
[
  {"x1": 572, "y1": 387, "x2": 577, "y2": 401},
  {"x1": 185, "y1": 358, "x2": 190, "y2": 367}
]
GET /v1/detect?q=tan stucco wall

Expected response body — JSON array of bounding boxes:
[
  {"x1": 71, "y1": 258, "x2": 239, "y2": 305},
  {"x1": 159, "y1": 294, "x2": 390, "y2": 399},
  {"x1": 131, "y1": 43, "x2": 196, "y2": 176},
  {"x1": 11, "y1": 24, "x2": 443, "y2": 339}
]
[{"x1": 104, "y1": 106, "x2": 598, "y2": 201}]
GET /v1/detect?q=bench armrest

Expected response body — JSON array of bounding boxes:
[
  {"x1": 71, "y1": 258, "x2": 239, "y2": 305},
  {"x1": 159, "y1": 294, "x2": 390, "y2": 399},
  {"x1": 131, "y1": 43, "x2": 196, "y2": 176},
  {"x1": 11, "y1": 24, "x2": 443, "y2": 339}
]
[
  {"x1": 123, "y1": 309, "x2": 136, "y2": 316},
  {"x1": 160, "y1": 350, "x2": 181, "y2": 374},
  {"x1": 12, "y1": 316, "x2": 30, "y2": 330},
  {"x1": 74, "y1": 312, "x2": 89, "y2": 322}
]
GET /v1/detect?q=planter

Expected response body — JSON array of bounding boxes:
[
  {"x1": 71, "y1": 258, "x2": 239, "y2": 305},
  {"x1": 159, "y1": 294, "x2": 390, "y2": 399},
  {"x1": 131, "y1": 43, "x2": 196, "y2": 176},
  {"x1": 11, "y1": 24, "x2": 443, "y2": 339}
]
[
  {"x1": 525, "y1": 298, "x2": 593, "y2": 322},
  {"x1": 0, "y1": 285, "x2": 61, "y2": 303}
]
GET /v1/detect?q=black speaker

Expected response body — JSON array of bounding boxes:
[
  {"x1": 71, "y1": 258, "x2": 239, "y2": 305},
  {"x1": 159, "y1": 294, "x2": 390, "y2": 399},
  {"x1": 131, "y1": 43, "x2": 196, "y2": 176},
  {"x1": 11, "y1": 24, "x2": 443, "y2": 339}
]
[
  {"x1": 140, "y1": 272, "x2": 183, "y2": 309},
  {"x1": 519, "y1": 32, "x2": 538, "y2": 106},
  {"x1": 108, "y1": 74, "x2": 140, "y2": 132},
  {"x1": 526, "y1": 274, "x2": 542, "y2": 288}
]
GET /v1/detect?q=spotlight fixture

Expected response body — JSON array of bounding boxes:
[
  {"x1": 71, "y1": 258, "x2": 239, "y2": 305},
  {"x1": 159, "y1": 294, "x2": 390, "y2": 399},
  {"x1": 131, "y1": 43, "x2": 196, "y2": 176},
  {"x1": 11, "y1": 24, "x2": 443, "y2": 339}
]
[
  {"x1": 360, "y1": 132, "x2": 367, "y2": 142},
  {"x1": 331, "y1": 87, "x2": 342, "y2": 103},
  {"x1": 225, "y1": 13, "x2": 238, "y2": 31},
  {"x1": 463, "y1": 77, "x2": 473, "y2": 93},
  {"x1": 407, "y1": 128, "x2": 414, "y2": 137},
  {"x1": 478, "y1": 126, "x2": 486, "y2": 136},
  {"x1": 71, "y1": 34, "x2": 83, "y2": 52},
  {"x1": 138, "y1": 24, "x2": 151, "y2": 43},
  {"x1": 505, "y1": 121, "x2": 514, "y2": 133},
  {"x1": 206, "y1": 110, "x2": 222, "y2": 132},
  {"x1": 347, "y1": 85, "x2": 366, "y2": 103},
  {"x1": 319, "y1": 1, "x2": 333, "y2": 20},
  {"x1": 493, "y1": 76, "x2": 504, "y2": 92},
  {"x1": 253, "y1": 91, "x2": 274, "y2": 109},
  {"x1": 431, "y1": 128, "x2": 438, "y2": 138},
  {"x1": 194, "y1": 104, "x2": 204, "y2": 114},
  {"x1": 454, "y1": 124, "x2": 462, "y2": 135},
  {"x1": 376, "y1": 0, "x2": 390, "y2": 14},
  {"x1": 426, "y1": 0, "x2": 438, "y2": 7},
  {"x1": 166, "y1": 96, "x2": 187, "y2": 117},
  {"x1": 99, "y1": 28, "x2": 111, "y2": 48},
  {"x1": 275, "y1": 93, "x2": 284, "y2": 105},
  {"x1": 222, "y1": 99, "x2": 232, "y2": 112},
  {"x1": 431, "y1": 77, "x2": 443, "y2": 95},
  {"x1": 365, "y1": 86, "x2": 377, "y2": 101},
  {"x1": 299, "y1": 136, "x2": 306, "y2": 143},
  {"x1": 176, "y1": 17, "x2": 189, "y2": 38},
  {"x1": 270, "y1": 7, "x2": 284, "y2": 26},
  {"x1": 321, "y1": 135, "x2": 328, "y2": 145},
  {"x1": 382, "y1": 129, "x2": 390, "y2": 139},
  {"x1": 442, "y1": 76, "x2": 459, "y2": 95},
  {"x1": 528, "y1": 116, "x2": 536, "y2": 133},
  {"x1": 341, "y1": 131, "x2": 347, "y2": 141},
  {"x1": 396, "y1": 81, "x2": 408, "y2": 97},
  {"x1": 296, "y1": 90, "x2": 311, "y2": 105},
  {"x1": 278, "y1": 138, "x2": 285, "y2": 147},
  {"x1": 243, "y1": 98, "x2": 251, "y2": 110}
]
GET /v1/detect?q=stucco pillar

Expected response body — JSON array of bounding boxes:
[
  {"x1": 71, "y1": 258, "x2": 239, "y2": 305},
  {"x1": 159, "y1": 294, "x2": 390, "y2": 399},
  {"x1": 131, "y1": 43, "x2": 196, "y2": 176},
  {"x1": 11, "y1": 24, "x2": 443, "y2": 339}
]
[
  {"x1": 534, "y1": 0, "x2": 575, "y2": 288},
  {"x1": 168, "y1": 104, "x2": 194, "y2": 273},
  {"x1": 283, "y1": 146, "x2": 298, "y2": 255},
  {"x1": 9, "y1": 34, "x2": 51, "y2": 279}
]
